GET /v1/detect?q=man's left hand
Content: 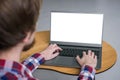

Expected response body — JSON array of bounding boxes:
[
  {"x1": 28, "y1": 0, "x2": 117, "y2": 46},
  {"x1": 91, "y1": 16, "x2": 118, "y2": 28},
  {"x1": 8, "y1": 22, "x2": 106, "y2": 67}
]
[{"x1": 41, "y1": 44, "x2": 62, "y2": 60}]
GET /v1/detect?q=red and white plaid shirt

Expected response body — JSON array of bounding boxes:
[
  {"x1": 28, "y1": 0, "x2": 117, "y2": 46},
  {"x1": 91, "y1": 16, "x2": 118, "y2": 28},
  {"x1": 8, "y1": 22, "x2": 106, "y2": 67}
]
[{"x1": 0, "y1": 53, "x2": 95, "y2": 80}]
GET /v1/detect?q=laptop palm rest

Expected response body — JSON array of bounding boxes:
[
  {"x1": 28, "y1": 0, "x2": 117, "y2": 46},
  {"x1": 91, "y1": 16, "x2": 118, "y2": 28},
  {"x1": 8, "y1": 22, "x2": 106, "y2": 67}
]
[{"x1": 44, "y1": 56, "x2": 80, "y2": 68}]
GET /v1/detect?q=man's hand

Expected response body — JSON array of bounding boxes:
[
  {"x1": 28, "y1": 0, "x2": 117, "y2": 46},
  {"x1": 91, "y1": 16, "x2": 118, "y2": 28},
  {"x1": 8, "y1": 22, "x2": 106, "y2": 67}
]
[
  {"x1": 41, "y1": 44, "x2": 62, "y2": 60},
  {"x1": 76, "y1": 50, "x2": 97, "y2": 68}
]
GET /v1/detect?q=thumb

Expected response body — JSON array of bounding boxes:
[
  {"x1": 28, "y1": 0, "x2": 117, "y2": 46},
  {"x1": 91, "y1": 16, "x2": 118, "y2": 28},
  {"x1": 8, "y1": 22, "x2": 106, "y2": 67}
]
[
  {"x1": 76, "y1": 55, "x2": 82, "y2": 65},
  {"x1": 51, "y1": 52, "x2": 60, "y2": 59}
]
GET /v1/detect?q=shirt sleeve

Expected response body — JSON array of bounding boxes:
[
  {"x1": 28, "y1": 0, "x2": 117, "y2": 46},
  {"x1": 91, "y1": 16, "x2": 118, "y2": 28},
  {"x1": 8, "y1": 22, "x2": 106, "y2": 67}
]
[
  {"x1": 77, "y1": 65, "x2": 96, "y2": 80},
  {"x1": 21, "y1": 53, "x2": 45, "y2": 72}
]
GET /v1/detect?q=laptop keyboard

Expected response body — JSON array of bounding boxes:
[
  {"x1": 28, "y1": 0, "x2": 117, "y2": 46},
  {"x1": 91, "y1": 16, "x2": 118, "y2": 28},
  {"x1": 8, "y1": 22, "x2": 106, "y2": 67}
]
[{"x1": 59, "y1": 47, "x2": 100, "y2": 59}]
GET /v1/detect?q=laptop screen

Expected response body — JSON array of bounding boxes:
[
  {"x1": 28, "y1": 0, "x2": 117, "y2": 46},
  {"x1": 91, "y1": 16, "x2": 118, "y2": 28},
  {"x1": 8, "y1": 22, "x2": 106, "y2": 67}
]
[{"x1": 51, "y1": 12, "x2": 103, "y2": 45}]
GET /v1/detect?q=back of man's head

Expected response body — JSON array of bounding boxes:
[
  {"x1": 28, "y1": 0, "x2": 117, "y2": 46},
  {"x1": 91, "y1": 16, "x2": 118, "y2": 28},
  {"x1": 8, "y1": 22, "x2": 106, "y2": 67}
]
[{"x1": 0, "y1": 0, "x2": 42, "y2": 50}]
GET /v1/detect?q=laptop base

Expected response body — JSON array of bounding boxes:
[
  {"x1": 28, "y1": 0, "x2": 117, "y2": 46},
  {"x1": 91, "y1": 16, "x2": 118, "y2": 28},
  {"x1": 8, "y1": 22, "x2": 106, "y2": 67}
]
[{"x1": 44, "y1": 56, "x2": 101, "y2": 69}]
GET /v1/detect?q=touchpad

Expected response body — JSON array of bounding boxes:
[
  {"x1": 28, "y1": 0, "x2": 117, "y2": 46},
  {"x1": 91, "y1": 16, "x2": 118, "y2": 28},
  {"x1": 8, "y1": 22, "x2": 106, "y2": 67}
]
[{"x1": 44, "y1": 56, "x2": 80, "y2": 68}]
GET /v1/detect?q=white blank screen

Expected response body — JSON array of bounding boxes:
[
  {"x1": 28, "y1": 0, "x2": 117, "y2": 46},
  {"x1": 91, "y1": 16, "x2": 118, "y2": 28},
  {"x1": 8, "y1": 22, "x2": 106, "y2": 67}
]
[{"x1": 51, "y1": 12, "x2": 103, "y2": 44}]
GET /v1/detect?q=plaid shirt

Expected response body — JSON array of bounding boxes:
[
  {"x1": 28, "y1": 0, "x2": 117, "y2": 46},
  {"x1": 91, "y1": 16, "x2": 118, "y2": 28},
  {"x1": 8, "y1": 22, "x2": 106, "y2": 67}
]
[{"x1": 0, "y1": 53, "x2": 95, "y2": 80}]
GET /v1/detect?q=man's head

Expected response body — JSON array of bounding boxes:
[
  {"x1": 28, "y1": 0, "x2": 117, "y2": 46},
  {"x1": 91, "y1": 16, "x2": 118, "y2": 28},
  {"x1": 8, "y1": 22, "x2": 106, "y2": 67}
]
[{"x1": 0, "y1": 0, "x2": 42, "y2": 51}]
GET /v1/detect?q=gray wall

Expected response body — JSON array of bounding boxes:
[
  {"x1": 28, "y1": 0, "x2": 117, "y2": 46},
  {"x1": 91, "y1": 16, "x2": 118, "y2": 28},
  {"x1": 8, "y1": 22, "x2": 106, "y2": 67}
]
[{"x1": 34, "y1": 0, "x2": 120, "y2": 80}]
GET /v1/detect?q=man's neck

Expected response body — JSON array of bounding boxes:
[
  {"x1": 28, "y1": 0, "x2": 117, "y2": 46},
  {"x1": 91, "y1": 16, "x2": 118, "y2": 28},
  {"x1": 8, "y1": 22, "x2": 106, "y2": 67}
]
[{"x1": 0, "y1": 44, "x2": 23, "y2": 62}]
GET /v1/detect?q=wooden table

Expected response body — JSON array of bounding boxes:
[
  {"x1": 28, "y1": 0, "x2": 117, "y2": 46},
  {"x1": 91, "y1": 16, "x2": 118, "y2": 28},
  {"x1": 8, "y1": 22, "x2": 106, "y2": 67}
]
[{"x1": 21, "y1": 31, "x2": 117, "y2": 75}]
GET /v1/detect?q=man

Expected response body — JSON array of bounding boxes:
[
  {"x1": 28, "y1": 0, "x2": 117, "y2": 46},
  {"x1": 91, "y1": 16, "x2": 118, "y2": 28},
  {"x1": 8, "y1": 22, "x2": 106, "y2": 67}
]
[{"x1": 0, "y1": 0, "x2": 97, "y2": 80}]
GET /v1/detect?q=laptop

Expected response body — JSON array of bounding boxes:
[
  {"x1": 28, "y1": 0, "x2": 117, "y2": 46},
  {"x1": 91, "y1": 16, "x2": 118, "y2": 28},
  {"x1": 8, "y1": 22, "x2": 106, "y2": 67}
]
[{"x1": 44, "y1": 12, "x2": 104, "y2": 69}]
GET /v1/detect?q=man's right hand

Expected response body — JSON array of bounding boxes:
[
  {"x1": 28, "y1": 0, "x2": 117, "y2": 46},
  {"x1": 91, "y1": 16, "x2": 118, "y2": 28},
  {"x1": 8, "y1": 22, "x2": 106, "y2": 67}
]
[{"x1": 76, "y1": 50, "x2": 97, "y2": 68}]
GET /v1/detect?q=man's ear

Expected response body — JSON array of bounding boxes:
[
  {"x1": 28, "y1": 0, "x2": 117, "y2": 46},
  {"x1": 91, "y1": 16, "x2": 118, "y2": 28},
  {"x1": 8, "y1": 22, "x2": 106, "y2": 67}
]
[{"x1": 23, "y1": 32, "x2": 31, "y2": 43}]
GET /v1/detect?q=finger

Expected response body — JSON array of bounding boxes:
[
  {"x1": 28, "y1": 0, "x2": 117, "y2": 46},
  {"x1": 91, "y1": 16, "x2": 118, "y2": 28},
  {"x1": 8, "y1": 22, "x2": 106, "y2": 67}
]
[
  {"x1": 51, "y1": 44, "x2": 63, "y2": 51},
  {"x1": 49, "y1": 44, "x2": 56, "y2": 48},
  {"x1": 52, "y1": 43, "x2": 57, "y2": 47},
  {"x1": 48, "y1": 44, "x2": 60, "y2": 51},
  {"x1": 88, "y1": 50, "x2": 92, "y2": 56},
  {"x1": 58, "y1": 47, "x2": 63, "y2": 51},
  {"x1": 83, "y1": 51, "x2": 86, "y2": 56},
  {"x1": 55, "y1": 45, "x2": 63, "y2": 51},
  {"x1": 54, "y1": 46, "x2": 63, "y2": 51},
  {"x1": 49, "y1": 44, "x2": 54, "y2": 48},
  {"x1": 50, "y1": 46, "x2": 62, "y2": 54},
  {"x1": 76, "y1": 55, "x2": 81, "y2": 64},
  {"x1": 51, "y1": 52, "x2": 60, "y2": 58},
  {"x1": 55, "y1": 44, "x2": 63, "y2": 51},
  {"x1": 91, "y1": 52, "x2": 95, "y2": 58},
  {"x1": 94, "y1": 55, "x2": 97, "y2": 63}
]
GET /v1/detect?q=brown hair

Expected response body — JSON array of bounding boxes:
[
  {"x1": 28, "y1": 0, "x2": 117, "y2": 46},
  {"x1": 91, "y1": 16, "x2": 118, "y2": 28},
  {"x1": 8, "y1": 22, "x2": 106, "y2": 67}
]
[{"x1": 0, "y1": 0, "x2": 42, "y2": 50}]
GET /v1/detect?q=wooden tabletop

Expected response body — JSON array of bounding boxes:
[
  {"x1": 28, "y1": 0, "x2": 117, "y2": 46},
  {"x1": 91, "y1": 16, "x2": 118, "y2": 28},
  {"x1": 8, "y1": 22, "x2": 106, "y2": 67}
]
[{"x1": 21, "y1": 31, "x2": 117, "y2": 75}]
